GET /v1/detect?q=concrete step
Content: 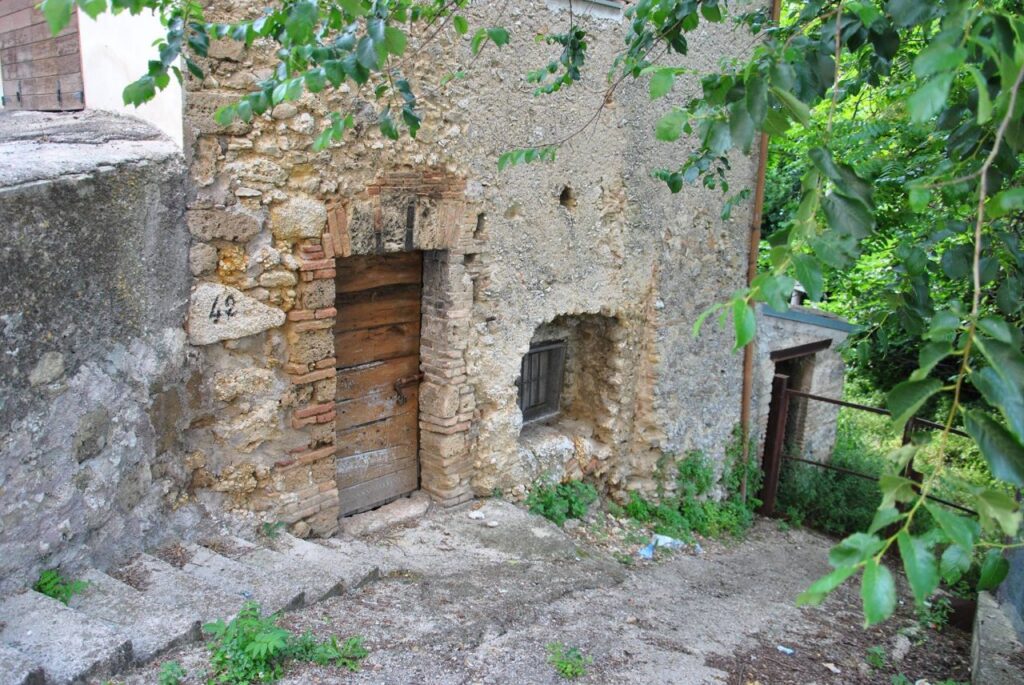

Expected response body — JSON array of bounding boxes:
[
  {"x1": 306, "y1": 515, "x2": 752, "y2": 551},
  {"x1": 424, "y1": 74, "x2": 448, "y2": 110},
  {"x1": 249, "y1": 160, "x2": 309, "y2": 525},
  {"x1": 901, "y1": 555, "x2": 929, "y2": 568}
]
[
  {"x1": 276, "y1": 533, "x2": 382, "y2": 592},
  {"x1": 113, "y1": 553, "x2": 244, "y2": 626},
  {"x1": 0, "y1": 644, "x2": 45, "y2": 685},
  {"x1": 180, "y1": 543, "x2": 304, "y2": 614},
  {"x1": 0, "y1": 590, "x2": 132, "y2": 685},
  {"x1": 68, "y1": 570, "x2": 201, "y2": 664},
  {"x1": 203, "y1": 535, "x2": 345, "y2": 604}
]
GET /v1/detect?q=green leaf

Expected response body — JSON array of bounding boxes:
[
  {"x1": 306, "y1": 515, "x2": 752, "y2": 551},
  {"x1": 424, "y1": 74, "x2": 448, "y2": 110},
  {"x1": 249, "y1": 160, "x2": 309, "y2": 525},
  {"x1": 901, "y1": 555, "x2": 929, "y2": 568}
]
[
  {"x1": 910, "y1": 342, "x2": 952, "y2": 381},
  {"x1": 809, "y1": 147, "x2": 873, "y2": 207},
  {"x1": 913, "y1": 43, "x2": 967, "y2": 79},
  {"x1": 732, "y1": 297, "x2": 755, "y2": 349},
  {"x1": 383, "y1": 26, "x2": 407, "y2": 56},
  {"x1": 78, "y1": 0, "x2": 108, "y2": 20},
  {"x1": 655, "y1": 109, "x2": 687, "y2": 142},
  {"x1": 751, "y1": 273, "x2": 794, "y2": 311},
  {"x1": 886, "y1": 378, "x2": 942, "y2": 434},
  {"x1": 700, "y1": 2, "x2": 723, "y2": 22},
  {"x1": 988, "y1": 188, "x2": 1024, "y2": 219},
  {"x1": 908, "y1": 73, "x2": 953, "y2": 123},
  {"x1": 964, "y1": 410, "x2": 1024, "y2": 487},
  {"x1": 797, "y1": 566, "x2": 859, "y2": 606},
  {"x1": 123, "y1": 76, "x2": 156, "y2": 106},
  {"x1": 925, "y1": 501, "x2": 978, "y2": 548},
  {"x1": 452, "y1": 15, "x2": 469, "y2": 35},
  {"x1": 649, "y1": 69, "x2": 675, "y2": 100},
  {"x1": 470, "y1": 28, "x2": 487, "y2": 55},
  {"x1": 772, "y1": 87, "x2": 810, "y2": 126},
  {"x1": 887, "y1": 0, "x2": 936, "y2": 27},
  {"x1": 285, "y1": 0, "x2": 318, "y2": 45},
  {"x1": 861, "y1": 558, "x2": 897, "y2": 626},
  {"x1": 975, "y1": 487, "x2": 1021, "y2": 538},
  {"x1": 356, "y1": 35, "x2": 379, "y2": 69},
  {"x1": 40, "y1": 0, "x2": 74, "y2": 35},
  {"x1": 338, "y1": 0, "x2": 368, "y2": 17},
  {"x1": 829, "y1": 533, "x2": 884, "y2": 568},
  {"x1": 821, "y1": 192, "x2": 874, "y2": 239},
  {"x1": 966, "y1": 65, "x2": 993, "y2": 124},
  {"x1": 896, "y1": 531, "x2": 939, "y2": 605},
  {"x1": 879, "y1": 474, "x2": 917, "y2": 510},
  {"x1": 940, "y1": 544, "x2": 971, "y2": 583},
  {"x1": 792, "y1": 254, "x2": 823, "y2": 301},
  {"x1": 908, "y1": 187, "x2": 932, "y2": 212},
  {"x1": 486, "y1": 27, "x2": 510, "y2": 47},
  {"x1": 868, "y1": 506, "x2": 903, "y2": 534},
  {"x1": 729, "y1": 101, "x2": 755, "y2": 154},
  {"x1": 978, "y1": 549, "x2": 1010, "y2": 591},
  {"x1": 692, "y1": 302, "x2": 725, "y2": 337}
]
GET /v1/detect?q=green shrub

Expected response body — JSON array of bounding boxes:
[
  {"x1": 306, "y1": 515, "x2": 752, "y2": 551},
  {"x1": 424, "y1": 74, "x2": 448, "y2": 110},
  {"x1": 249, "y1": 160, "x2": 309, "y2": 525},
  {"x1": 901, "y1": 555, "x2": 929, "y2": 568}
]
[
  {"x1": 526, "y1": 480, "x2": 598, "y2": 526},
  {"x1": 204, "y1": 602, "x2": 367, "y2": 684},
  {"x1": 33, "y1": 569, "x2": 88, "y2": 605}
]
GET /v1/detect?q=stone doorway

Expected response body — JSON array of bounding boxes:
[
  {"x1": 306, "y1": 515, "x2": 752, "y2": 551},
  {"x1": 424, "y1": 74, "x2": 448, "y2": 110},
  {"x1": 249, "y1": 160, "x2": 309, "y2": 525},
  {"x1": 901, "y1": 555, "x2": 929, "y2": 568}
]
[{"x1": 334, "y1": 252, "x2": 423, "y2": 516}]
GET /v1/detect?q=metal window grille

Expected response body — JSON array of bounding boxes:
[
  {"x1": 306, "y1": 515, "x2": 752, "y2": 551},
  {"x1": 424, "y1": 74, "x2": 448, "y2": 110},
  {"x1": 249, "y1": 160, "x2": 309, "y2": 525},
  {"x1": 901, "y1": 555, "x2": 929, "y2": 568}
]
[{"x1": 517, "y1": 341, "x2": 567, "y2": 423}]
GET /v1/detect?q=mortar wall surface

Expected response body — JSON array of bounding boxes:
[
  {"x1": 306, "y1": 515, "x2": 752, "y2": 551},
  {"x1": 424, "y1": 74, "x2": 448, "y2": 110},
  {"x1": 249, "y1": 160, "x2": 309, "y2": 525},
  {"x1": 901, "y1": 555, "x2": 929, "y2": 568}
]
[{"x1": 182, "y1": 0, "x2": 765, "y2": 525}]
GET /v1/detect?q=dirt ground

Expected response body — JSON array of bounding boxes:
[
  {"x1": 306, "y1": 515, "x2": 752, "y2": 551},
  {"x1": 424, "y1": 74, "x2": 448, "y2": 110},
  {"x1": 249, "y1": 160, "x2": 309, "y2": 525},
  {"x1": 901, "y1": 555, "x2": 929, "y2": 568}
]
[{"x1": 110, "y1": 500, "x2": 971, "y2": 684}]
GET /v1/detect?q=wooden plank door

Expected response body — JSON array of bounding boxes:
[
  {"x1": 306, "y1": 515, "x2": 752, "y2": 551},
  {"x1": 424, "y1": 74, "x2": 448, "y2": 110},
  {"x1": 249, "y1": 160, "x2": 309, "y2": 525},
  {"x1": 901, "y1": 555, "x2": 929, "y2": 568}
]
[{"x1": 335, "y1": 252, "x2": 422, "y2": 517}]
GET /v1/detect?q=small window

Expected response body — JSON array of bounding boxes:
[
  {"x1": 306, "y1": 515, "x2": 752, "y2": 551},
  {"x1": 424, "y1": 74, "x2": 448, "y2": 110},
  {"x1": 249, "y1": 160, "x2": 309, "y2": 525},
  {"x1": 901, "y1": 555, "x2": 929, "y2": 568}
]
[{"x1": 517, "y1": 340, "x2": 567, "y2": 423}]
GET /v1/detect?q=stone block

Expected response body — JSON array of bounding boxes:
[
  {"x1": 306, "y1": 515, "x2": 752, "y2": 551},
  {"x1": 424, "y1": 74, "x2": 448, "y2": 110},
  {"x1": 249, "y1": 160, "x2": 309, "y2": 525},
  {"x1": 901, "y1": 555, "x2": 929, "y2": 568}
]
[
  {"x1": 189, "y1": 243, "x2": 218, "y2": 276},
  {"x1": 271, "y1": 195, "x2": 328, "y2": 241},
  {"x1": 187, "y1": 209, "x2": 261, "y2": 242},
  {"x1": 420, "y1": 381, "x2": 461, "y2": 419},
  {"x1": 188, "y1": 283, "x2": 285, "y2": 345}
]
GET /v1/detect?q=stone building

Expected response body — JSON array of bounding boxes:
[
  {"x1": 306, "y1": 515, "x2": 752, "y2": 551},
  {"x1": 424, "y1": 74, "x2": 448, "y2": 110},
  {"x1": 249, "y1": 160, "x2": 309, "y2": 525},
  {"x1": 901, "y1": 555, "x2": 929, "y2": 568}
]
[{"x1": 1, "y1": 0, "x2": 808, "y2": 587}]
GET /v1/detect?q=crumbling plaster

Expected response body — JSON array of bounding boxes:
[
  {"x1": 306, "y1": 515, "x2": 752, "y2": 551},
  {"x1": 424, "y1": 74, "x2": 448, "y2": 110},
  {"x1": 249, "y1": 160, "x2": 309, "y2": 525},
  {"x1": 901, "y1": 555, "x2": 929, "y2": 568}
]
[{"x1": 183, "y1": 0, "x2": 763, "y2": 529}]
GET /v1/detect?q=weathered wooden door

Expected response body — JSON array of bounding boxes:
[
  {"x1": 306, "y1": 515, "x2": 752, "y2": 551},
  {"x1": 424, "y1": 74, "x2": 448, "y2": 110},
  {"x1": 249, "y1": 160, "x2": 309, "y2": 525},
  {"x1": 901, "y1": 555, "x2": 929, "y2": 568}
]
[{"x1": 335, "y1": 252, "x2": 422, "y2": 516}]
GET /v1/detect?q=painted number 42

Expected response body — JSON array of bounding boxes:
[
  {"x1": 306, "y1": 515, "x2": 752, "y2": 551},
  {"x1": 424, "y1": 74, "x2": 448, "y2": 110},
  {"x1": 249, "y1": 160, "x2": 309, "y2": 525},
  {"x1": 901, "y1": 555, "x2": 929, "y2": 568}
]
[{"x1": 209, "y1": 294, "x2": 236, "y2": 323}]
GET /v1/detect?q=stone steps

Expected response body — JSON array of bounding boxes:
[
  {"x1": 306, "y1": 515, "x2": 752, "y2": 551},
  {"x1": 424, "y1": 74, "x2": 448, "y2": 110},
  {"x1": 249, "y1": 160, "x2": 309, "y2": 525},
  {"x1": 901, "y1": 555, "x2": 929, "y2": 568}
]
[
  {"x1": 0, "y1": 534, "x2": 385, "y2": 684},
  {"x1": 0, "y1": 590, "x2": 133, "y2": 685},
  {"x1": 68, "y1": 569, "x2": 201, "y2": 664},
  {"x1": 0, "y1": 644, "x2": 45, "y2": 685}
]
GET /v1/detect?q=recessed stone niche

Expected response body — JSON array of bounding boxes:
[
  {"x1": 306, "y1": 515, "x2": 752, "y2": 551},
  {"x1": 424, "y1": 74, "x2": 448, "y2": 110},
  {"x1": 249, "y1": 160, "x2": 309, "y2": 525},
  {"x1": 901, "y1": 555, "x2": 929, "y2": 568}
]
[{"x1": 516, "y1": 313, "x2": 630, "y2": 482}]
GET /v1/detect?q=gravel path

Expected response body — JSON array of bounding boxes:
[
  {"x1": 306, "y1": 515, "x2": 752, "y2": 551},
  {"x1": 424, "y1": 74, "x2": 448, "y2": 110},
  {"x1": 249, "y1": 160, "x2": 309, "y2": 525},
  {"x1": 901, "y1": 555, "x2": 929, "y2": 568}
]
[{"x1": 110, "y1": 500, "x2": 970, "y2": 684}]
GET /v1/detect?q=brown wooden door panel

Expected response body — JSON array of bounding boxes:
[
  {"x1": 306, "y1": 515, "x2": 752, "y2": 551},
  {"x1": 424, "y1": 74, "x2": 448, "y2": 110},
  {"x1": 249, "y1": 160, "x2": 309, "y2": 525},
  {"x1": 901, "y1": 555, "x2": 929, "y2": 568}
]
[
  {"x1": 336, "y1": 445, "x2": 417, "y2": 489},
  {"x1": 335, "y1": 387, "x2": 417, "y2": 429},
  {"x1": 338, "y1": 465, "x2": 419, "y2": 516},
  {"x1": 335, "y1": 322, "x2": 419, "y2": 368},
  {"x1": 335, "y1": 252, "x2": 423, "y2": 294},
  {"x1": 336, "y1": 413, "x2": 417, "y2": 458},
  {"x1": 336, "y1": 355, "x2": 420, "y2": 402},
  {"x1": 335, "y1": 284, "x2": 421, "y2": 333},
  {"x1": 334, "y1": 252, "x2": 422, "y2": 517}
]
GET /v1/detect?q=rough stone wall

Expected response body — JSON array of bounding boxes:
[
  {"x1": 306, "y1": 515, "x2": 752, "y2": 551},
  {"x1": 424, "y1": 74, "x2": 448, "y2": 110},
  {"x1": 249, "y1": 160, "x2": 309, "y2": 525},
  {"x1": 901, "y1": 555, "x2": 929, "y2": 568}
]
[
  {"x1": 182, "y1": 0, "x2": 762, "y2": 529},
  {"x1": 0, "y1": 111, "x2": 198, "y2": 594},
  {"x1": 752, "y1": 306, "x2": 851, "y2": 464}
]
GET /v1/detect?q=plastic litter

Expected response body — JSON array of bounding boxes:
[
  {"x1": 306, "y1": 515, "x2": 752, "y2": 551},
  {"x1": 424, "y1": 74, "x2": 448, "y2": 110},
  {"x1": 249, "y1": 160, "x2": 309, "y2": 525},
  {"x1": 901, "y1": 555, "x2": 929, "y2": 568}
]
[
  {"x1": 636, "y1": 534, "x2": 686, "y2": 559},
  {"x1": 776, "y1": 645, "x2": 795, "y2": 656},
  {"x1": 467, "y1": 510, "x2": 485, "y2": 520},
  {"x1": 822, "y1": 662, "x2": 841, "y2": 674}
]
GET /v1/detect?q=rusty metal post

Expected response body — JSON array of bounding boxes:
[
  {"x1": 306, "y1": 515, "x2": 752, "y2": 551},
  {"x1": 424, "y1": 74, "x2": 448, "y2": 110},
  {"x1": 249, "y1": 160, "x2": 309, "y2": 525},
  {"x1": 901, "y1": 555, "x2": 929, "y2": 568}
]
[{"x1": 758, "y1": 373, "x2": 790, "y2": 516}]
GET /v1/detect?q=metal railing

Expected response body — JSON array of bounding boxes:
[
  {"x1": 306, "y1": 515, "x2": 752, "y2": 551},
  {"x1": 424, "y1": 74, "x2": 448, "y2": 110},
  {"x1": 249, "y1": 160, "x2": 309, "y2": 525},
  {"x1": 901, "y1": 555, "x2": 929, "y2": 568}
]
[{"x1": 758, "y1": 374, "x2": 976, "y2": 517}]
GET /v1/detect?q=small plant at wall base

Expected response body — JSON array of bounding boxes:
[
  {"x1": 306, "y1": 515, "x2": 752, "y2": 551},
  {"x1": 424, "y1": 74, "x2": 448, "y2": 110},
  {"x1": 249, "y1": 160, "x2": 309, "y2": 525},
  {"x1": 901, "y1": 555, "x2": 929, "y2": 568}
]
[
  {"x1": 33, "y1": 568, "x2": 87, "y2": 605},
  {"x1": 158, "y1": 661, "x2": 186, "y2": 685},
  {"x1": 526, "y1": 480, "x2": 598, "y2": 527},
  {"x1": 204, "y1": 602, "x2": 367, "y2": 684},
  {"x1": 546, "y1": 642, "x2": 592, "y2": 680}
]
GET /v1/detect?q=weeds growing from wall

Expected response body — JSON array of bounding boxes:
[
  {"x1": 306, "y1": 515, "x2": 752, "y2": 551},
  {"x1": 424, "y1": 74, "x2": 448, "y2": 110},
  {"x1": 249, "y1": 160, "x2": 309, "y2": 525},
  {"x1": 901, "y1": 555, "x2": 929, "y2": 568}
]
[
  {"x1": 526, "y1": 480, "x2": 598, "y2": 526},
  {"x1": 33, "y1": 569, "x2": 88, "y2": 605},
  {"x1": 204, "y1": 602, "x2": 367, "y2": 683},
  {"x1": 612, "y1": 430, "x2": 763, "y2": 543}
]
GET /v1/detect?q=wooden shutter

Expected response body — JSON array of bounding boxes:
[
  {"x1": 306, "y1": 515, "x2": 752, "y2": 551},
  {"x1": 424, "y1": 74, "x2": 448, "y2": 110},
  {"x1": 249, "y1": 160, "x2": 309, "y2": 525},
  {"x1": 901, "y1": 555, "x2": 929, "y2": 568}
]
[{"x1": 0, "y1": 0, "x2": 84, "y2": 111}]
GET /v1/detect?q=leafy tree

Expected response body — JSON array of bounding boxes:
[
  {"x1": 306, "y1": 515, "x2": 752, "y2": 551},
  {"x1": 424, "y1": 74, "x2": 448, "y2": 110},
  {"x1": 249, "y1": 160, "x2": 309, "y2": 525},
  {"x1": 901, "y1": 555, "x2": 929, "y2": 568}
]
[{"x1": 41, "y1": 0, "x2": 1024, "y2": 625}]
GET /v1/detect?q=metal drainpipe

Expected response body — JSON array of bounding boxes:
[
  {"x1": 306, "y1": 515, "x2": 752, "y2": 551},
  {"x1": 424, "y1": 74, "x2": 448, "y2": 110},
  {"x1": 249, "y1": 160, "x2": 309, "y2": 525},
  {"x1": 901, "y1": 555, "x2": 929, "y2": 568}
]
[{"x1": 740, "y1": 0, "x2": 784, "y2": 503}]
